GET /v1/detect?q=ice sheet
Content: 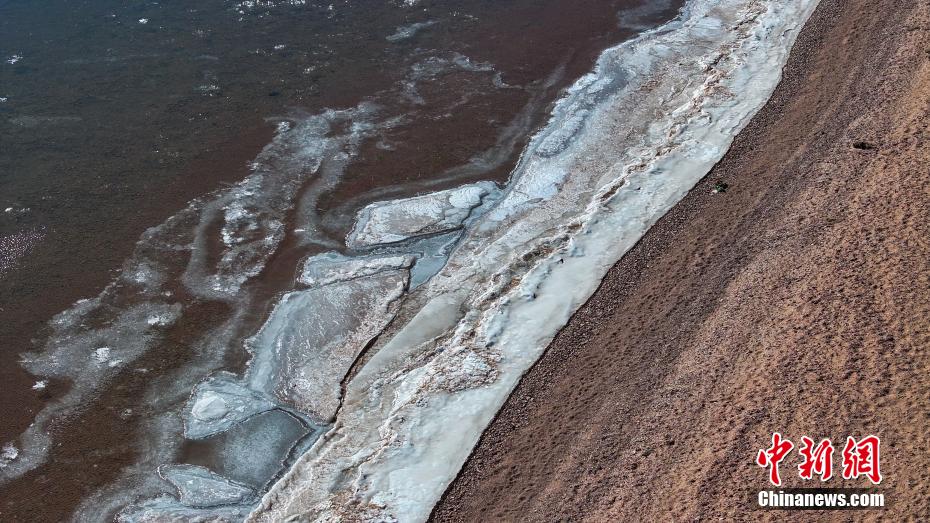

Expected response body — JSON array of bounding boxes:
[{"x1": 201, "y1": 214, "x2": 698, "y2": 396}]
[{"x1": 250, "y1": 0, "x2": 821, "y2": 521}]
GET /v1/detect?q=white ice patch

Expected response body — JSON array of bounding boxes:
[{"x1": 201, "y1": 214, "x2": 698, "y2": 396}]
[
  {"x1": 386, "y1": 21, "x2": 436, "y2": 42},
  {"x1": 191, "y1": 393, "x2": 228, "y2": 421},
  {"x1": 94, "y1": 347, "x2": 112, "y2": 363},
  {"x1": 0, "y1": 443, "x2": 18, "y2": 468},
  {"x1": 346, "y1": 181, "x2": 498, "y2": 248},
  {"x1": 232, "y1": 0, "x2": 308, "y2": 15}
]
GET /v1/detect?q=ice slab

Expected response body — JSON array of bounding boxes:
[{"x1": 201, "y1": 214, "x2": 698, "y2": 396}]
[
  {"x1": 160, "y1": 464, "x2": 255, "y2": 508},
  {"x1": 298, "y1": 251, "x2": 414, "y2": 288},
  {"x1": 190, "y1": 409, "x2": 315, "y2": 491},
  {"x1": 184, "y1": 372, "x2": 277, "y2": 440},
  {"x1": 346, "y1": 181, "x2": 498, "y2": 248},
  {"x1": 0, "y1": 443, "x2": 18, "y2": 469},
  {"x1": 247, "y1": 267, "x2": 409, "y2": 420}
]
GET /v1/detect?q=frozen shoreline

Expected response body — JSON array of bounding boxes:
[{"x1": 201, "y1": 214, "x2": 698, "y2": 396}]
[
  {"x1": 0, "y1": 0, "x2": 820, "y2": 519},
  {"x1": 249, "y1": 0, "x2": 821, "y2": 521}
]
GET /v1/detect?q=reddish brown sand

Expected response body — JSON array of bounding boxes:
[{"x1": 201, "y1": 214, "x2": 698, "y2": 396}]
[{"x1": 433, "y1": 0, "x2": 930, "y2": 520}]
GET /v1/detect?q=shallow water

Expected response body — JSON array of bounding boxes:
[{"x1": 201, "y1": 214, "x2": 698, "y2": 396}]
[{"x1": 0, "y1": 0, "x2": 683, "y2": 520}]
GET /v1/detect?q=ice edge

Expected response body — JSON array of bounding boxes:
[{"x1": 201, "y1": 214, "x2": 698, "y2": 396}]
[{"x1": 248, "y1": 0, "x2": 823, "y2": 520}]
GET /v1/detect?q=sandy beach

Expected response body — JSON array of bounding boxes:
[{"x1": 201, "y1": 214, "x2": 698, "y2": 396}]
[{"x1": 434, "y1": 0, "x2": 930, "y2": 520}]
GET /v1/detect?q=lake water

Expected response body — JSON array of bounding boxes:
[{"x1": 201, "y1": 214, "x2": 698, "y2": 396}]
[{"x1": 0, "y1": 0, "x2": 682, "y2": 519}]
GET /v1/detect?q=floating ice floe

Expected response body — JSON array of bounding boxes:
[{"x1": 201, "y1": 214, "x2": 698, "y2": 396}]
[
  {"x1": 184, "y1": 104, "x2": 381, "y2": 298},
  {"x1": 346, "y1": 181, "x2": 498, "y2": 248}
]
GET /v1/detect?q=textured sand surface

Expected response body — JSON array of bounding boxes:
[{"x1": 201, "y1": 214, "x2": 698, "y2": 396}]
[{"x1": 434, "y1": 0, "x2": 930, "y2": 520}]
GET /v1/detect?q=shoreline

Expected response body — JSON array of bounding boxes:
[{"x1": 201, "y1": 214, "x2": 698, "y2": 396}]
[
  {"x1": 433, "y1": 0, "x2": 930, "y2": 520},
  {"x1": 249, "y1": 1, "x2": 821, "y2": 520}
]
